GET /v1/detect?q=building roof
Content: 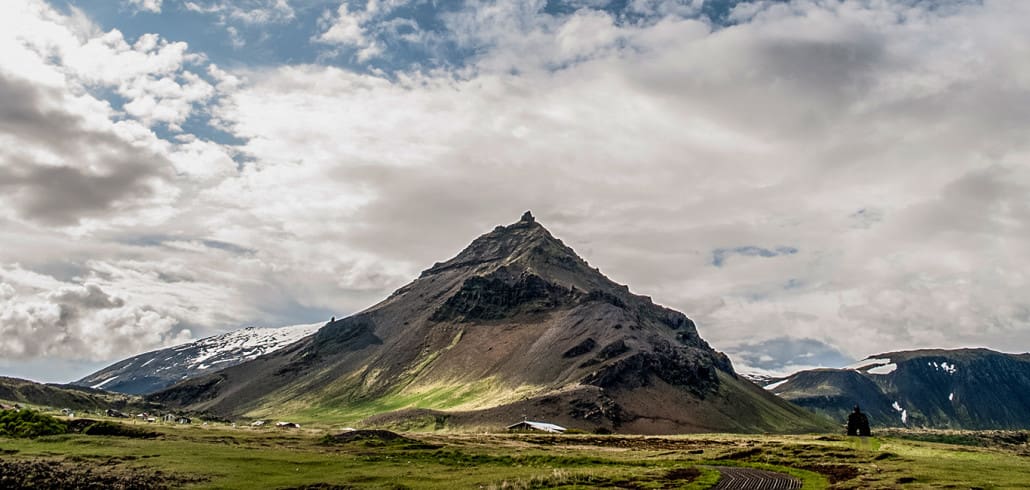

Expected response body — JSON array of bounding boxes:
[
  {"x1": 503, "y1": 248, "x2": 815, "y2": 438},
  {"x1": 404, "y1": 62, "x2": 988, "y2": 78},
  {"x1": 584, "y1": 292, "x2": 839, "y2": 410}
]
[{"x1": 506, "y1": 420, "x2": 566, "y2": 433}]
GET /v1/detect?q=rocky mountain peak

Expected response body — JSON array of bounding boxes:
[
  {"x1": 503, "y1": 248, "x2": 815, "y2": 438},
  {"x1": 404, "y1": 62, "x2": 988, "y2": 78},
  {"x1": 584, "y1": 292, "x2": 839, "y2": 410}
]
[{"x1": 419, "y1": 212, "x2": 572, "y2": 279}]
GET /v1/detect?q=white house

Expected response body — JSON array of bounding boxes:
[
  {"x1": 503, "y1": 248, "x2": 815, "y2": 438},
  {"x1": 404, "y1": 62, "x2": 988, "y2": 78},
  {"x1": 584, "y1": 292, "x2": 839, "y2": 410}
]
[{"x1": 506, "y1": 420, "x2": 566, "y2": 433}]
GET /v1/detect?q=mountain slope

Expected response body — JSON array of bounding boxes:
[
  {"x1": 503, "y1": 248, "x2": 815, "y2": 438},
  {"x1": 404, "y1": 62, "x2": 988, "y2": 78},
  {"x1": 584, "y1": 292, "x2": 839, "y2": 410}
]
[
  {"x1": 73, "y1": 323, "x2": 323, "y2": 395},
  {"x1": 770, "y1": 349, "x2": 1030, "y2": 429},
  {"x1": 150, "y1": 212, "x2": 832, "y2": 434}
]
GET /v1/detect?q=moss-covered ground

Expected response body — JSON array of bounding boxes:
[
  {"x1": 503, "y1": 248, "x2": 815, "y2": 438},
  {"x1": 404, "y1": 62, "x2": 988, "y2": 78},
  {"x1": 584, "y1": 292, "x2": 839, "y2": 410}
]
[{"x1": 1, "y1": 417, "x2": 1028, "y2": 489}]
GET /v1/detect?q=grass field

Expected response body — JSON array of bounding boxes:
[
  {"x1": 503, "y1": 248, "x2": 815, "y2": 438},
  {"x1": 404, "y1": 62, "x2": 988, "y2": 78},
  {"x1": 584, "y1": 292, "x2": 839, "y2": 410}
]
[{"x1": 1, "y1": 415, "x2": 1028, "y2": 489}]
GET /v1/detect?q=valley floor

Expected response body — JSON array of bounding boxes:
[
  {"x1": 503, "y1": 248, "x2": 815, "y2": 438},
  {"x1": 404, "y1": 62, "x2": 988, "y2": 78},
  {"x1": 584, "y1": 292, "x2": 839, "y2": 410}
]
[{"x1": 1, "y1": 419, "x2": 1028, "y2": 489}]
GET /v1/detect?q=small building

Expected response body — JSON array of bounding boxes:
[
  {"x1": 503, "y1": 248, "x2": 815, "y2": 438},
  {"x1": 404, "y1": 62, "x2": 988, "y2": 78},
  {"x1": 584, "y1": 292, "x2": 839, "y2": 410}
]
[
  {"x1": 506, "y1": 420, "x2": 566, "y2": 433},
  {"x1": 106, "y1": 409, "x2": 129, "y2": 418},
  {"x1": 163, "y1": 414, "x2": 176, "y2": 423},
  {"x1": 177, "y1": 416, "x2": 192, "y2": 424},
  {"x1": 275, "y1": 421, "x2": 301, "y2": 429}
]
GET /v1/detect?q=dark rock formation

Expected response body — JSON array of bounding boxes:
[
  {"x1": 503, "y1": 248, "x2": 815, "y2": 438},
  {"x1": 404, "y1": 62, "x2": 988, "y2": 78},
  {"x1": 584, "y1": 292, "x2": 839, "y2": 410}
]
[{"x1": 847, "y1": 405, "x2": 871, "y2": 436}]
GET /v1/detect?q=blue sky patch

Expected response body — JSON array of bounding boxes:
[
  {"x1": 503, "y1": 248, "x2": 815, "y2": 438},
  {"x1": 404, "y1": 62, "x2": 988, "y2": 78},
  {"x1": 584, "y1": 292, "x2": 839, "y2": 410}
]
[{"x1": 711, "y1": 245, "x2": 798, "y2": 267}]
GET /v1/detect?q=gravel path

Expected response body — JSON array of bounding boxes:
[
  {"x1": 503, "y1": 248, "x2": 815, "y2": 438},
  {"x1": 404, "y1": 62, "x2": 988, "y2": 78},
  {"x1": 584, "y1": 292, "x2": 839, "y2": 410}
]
[{"x1": 708, "y1": 465, "x2": 802, "y2": 490}]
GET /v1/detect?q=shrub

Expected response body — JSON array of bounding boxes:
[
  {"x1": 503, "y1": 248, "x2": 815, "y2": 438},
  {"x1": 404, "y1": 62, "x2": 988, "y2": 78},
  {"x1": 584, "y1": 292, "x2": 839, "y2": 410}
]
[
  {"x1": 0, "y1": 409, "x2": 68, "y2": 438},
  {"x1": 80, "y1": 420, "x2": 159, "y2": 439}
]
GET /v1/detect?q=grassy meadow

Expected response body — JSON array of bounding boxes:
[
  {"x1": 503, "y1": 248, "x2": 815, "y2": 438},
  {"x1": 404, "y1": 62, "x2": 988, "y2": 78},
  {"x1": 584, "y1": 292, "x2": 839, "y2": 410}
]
[{"x1": 2, "y1": 410, "x2": 1029, "y2": 489}]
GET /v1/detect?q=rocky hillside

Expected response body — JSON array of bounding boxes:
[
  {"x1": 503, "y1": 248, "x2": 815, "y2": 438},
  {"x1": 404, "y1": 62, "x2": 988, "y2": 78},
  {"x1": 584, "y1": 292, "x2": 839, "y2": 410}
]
[
  {"x1": 769, "y1": 349, "x2": 1030, "y2": 429},
  {"x1": 73, "y1": 323, "x2": 322, "y2": 395},
  {"x1": 149, "y1": 212, "x2": 832, "y2": 434}
]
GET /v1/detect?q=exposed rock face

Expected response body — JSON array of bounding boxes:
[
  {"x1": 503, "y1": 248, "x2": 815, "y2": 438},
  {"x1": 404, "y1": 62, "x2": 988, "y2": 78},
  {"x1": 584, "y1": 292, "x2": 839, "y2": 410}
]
[
  {"x1": 149, "y1": 213, "x2": 830, "y2": 434},
  {"x1": 771, "y1": 349, "x2": 1030, "y2": 429}
]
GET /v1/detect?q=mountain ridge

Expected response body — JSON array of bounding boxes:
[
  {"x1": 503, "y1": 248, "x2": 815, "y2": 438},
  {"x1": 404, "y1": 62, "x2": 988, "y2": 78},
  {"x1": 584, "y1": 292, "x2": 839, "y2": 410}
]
[
  {"x1": 73, "y1": 323, "x2": 323, "y2": 395},
  {"x1": 770, "y1": 348, "x2": 1030, "y2": 429},
  {"x1": 148, "y1": 212, "x2": 832, "y2": 434}
]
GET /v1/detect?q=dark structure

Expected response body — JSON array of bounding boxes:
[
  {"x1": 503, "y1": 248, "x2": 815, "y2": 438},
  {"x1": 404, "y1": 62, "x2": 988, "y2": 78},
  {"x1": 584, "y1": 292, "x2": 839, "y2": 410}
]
[{"x1": 847, "y1": 405, "x2": 871, "y2": 436}]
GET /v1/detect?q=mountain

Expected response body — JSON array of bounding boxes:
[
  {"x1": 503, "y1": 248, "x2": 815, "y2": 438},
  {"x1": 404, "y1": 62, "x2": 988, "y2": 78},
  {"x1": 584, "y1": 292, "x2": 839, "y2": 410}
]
[
  {"x1": 73, "y1": 323, "x2": 323, "y2": 395},
  {"x1": 0, "y1": 376, "x2": 152, "y2": 413},
  {"x1": 149, "y1": 212, "x2": 832, "y2": 434},
  {"x1": 769, "y1": 349, "x2": 1030, "y2": 429}
]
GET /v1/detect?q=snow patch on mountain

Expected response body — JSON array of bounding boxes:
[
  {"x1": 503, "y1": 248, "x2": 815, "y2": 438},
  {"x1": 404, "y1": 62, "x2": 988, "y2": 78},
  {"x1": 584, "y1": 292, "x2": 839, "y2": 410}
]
[
  {"x1": 183, "y1": 324, "x2": 321, "y2": 370},
  {"x1": 75, "y1": 322, "x2": 324, "y2": 394},
  {"x1": 91, "y1": 376, "x2": 120, "y2": 389},
  {"x1": 764, "y1": 379, "x2": 789, "y2": 391},
  {"x1": 867, "y1": 363, "x2": 897, "y2": 375},
  {"x1": 892, "y1": 401, "x2": 908, "y2": 423},
  {"x1": 929, "y1": 361, "x2": 957, "y2": 374},
  {"x1": 846, "y1": 357, "x2": 891, "y2": 371}
]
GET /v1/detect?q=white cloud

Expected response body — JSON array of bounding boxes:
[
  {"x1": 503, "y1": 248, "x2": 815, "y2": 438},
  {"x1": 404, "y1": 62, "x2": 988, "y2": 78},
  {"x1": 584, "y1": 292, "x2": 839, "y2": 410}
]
[
  {"x1": 3, "y1": 0, "x2": 1030, "y2": 382},
  {"x1": 211, "y1": 0, "x2": 1030, "y2": 363},
  {"x1": 316, "y1": 2, "x2": 385, "y2": 61},
  {"x1": 125, "y1": 0, "x2": 163, "y2": 14},
  {"x1": 183, "y1": 0, "x2": 295, "y2": 25},
  {"x1": 0, "y1": 266, "x2": 190, "y2": 362},
  {"x1": 319, "y1": 4, "x2": 367, "y2": 45}
]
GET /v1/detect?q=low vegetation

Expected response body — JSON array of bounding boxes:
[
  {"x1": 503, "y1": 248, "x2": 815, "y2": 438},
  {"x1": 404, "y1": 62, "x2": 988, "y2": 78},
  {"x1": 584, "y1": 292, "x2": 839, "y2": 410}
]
[
  {"x1": 0, "y1": 409, "x2": 160, "y2": 440},
  {"x1": 2, "y1": 413, "x2": 1029, "y2": 488},
  {"x1": 0, "y1": 410, "x2": 67, "y2": 438}
]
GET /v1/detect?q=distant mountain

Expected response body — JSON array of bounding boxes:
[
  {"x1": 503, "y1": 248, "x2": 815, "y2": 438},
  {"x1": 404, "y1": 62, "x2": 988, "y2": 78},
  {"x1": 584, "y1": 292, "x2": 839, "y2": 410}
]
[
  {"x1": 769, "y1": 349, "x2": 1030, "y2": 429},
  {"x1": 74, "y1": 323, "x2": 323, "y2": 395},
  {"x1": 149, "y1": 212, "x2": 832, "y2": 434},
  {"x1": 0, "y1": 376, "x2": 151, "y2": 413},
  {"x1": 739, "y1": 371, "x2": 784, "y2": 387}
]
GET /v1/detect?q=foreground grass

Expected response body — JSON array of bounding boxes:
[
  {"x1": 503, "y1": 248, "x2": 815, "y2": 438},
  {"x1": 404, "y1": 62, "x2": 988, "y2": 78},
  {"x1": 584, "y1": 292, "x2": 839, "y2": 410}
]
[{"x1": 1, "y1": 421, "x2": 1028, "y2": 489}]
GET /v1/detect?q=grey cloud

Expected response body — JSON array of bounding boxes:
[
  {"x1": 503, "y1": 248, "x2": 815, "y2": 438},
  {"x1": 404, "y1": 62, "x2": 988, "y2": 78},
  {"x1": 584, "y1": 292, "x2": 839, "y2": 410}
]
[
  {"x1": 0, "y1": 278, "x2": 187, "y2": 362},
  {"x1": 0, "y1": 73, "x2": 168, "y2": 225},
  {"x1": 50, "y1": 283, "x2": 125, "y2": 311},
  {"x1": 6, "y1": 0, "x2": 1030, "y2": 382}
]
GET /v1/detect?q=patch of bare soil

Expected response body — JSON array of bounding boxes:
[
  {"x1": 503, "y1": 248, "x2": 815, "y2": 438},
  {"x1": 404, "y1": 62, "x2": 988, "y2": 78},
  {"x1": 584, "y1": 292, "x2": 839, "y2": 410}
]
[
  {"x1": 324, "y1": 430, "x2": 409, "y2": 443},
  {"x1": 716, "y1": 447, "x2": 763, "y2": 460},
  {"x1": 0, "y1": 457, "x2": 204, "y2": 489},
  {"x1": 322, "y1": 430, "x2": 440, "y2": 450},
  {"x1": 278, "y1": 485, "x2": 357, "y2": 490},
  {"x1": 520, "y1": 434, "x2": 735, "y2": 450},
  {"x1": 798, "y1": 464, "x2": 860, "y2": 483}
]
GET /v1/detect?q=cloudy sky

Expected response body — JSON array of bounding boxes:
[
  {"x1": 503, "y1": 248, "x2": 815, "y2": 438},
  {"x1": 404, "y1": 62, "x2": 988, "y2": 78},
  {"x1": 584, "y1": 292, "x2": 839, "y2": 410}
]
[{"x1": 1, "y1": 0, "x2": 1027, "y2": 382}]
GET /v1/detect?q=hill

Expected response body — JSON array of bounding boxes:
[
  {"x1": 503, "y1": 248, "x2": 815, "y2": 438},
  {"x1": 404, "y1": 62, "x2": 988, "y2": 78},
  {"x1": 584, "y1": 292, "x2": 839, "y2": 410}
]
[
  {"x1": 149, "y1": 212, "x2": 832, "y2": 434},
  {"x1": 73, "y1": 323, "x2": 322, "y2": 395},
  {"x1": 0, "y1": 376, "x2": 149, "y2": 412},
  {"x1": 769, "y1": 348, "x2": 1030, "y2": 429}
]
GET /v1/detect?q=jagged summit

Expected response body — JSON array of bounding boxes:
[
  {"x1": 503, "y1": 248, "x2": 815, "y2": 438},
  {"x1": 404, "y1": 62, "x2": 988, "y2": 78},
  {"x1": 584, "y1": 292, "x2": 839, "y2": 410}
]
[
  {"x1": 420, "y1": 212, "x2": 563, "y2": 278},
  {"x1": 149, "y1": 214, "x2": 832, "y2": 434}
]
